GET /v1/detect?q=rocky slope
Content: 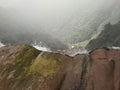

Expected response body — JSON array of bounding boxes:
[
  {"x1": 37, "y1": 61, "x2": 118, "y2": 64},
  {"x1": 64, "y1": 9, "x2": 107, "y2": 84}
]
[
  {"x1": 86, "y1": 22, "x2": 120, "y2": 50},
  {"x1": 0, "y1": 44, "x2": 120, "y2": 90}
]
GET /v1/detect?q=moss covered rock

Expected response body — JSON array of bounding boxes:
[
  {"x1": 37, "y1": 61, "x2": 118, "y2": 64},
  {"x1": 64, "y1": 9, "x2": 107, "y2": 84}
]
[
  {"x1": 0, "y1": 44, "x2": 70, "y2": 90},
  {"x1": 30, "y1": 52, "x2": 63, "y2": 77}
]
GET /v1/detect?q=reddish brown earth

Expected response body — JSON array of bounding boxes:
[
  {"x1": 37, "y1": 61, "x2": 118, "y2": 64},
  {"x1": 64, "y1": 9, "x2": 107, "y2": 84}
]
[{"x1": 0, "y1": 44, "x2": 120, "y2": 90}]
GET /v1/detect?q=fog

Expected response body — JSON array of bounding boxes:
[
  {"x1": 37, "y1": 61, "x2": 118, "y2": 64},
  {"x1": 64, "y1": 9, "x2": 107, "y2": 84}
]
[
  {"x1": 0, "y1": 0, "x2": 119, "y2": 47},
  {"x1": 0, "y1": 0, "x2": 117, "y2": 29}
]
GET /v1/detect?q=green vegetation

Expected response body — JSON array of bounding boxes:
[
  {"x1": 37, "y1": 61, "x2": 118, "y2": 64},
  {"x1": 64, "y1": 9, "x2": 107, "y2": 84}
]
[
  {"x1": 0, "y1": 45, "x2": 63, "y2": 80},
  {"x1": 0, "y1": 45, "x2": 40, "y2": 79},
  {"x1": 0, "y1": 44, "x2": 65, "y2": 90},
  {"x1": 13, "y1": 45, "x2": 40, "y2": 78},
  {"x1": 30, "y1": 53, "x2": 62, "y2": 77}
]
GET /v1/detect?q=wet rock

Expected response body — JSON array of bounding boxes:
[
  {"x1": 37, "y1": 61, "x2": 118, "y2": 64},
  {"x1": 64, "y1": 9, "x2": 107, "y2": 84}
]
[{"x1": 0, "y1": 45, "x2": 120, "y2": 90}]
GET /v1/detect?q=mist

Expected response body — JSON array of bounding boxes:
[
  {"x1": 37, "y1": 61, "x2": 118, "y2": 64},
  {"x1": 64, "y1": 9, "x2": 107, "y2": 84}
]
[
  {"x1": 0, "y1": 0, "x2": 117, "y2": 30},
  {"x1": 0, "y1": 0, "x2": 120, "y2": 50}
]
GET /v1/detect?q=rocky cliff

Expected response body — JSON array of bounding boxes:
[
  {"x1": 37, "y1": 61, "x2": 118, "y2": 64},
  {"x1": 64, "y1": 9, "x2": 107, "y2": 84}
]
[{"x1": 0, "y1": 44, "x2": 120, "y2": 90}]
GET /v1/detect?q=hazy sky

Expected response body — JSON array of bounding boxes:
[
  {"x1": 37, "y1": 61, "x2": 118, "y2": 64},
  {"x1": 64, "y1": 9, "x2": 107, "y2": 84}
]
[
  {"x1": 0, "y1": 0, "x2": 119, "y2": 42},
  {"x1": 0, "y1": 0, "x2": 116, "y2": 24},
  {"x1": 0, "y1": 0, "x2": 91, "y2": 27},
  {"x1": 0, "y1": 0, "x2": 109, "y2": 9},
  {"x1": 0, "y1": 0, "x2": 117, "y2": 32},
  {"x1": 0, "y1": 0, "x2": 115, "y2": 16}
]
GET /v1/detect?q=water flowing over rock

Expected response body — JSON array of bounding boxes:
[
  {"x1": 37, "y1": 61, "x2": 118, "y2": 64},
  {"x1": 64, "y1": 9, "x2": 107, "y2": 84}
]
[
  {"x1": 31, "y1": 41, "x2": 51, "y2": 52},
  {"x1": 0, "y1": 41, "x2": 5, "y2": 48},
  {"x1": 0, "y1": 44, "x2": 120, "y2": 90}
]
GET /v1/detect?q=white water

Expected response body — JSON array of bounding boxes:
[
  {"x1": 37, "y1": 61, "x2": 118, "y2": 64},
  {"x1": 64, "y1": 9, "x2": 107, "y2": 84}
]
[
  {"x1": 32, "y1": 45, "x2": 51, "y2": 52},
  {"x1": 0, "y1": 41, "x2": 5, "y2": 48},
  {"x1": 32, "y1": 41, "x2": 51, "y2": 52},
  {"x1": 0, "y1": 40, "x2": 51, "y2": 51},
  {"x1": 111, "y1": 46, "x2": 120, "y2": 49},
  {"x1": 62, "y1": 48, "x2": 88, "y2": 56},
  {"x1": 69, "y1": 49, "x2": 88, "y2": 56},
  {"x1": 71, "y1": 49, "x2": 88, "y2": 56}
]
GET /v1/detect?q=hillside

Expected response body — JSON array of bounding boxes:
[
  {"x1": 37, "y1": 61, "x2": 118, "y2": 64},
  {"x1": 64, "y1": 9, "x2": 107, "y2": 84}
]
[
  {"x1": 0, "y1": 44, "x2": 120, "y2": 90},
  {"x1": 86, "y1": 22, "x2": 120, "y2": 50}
]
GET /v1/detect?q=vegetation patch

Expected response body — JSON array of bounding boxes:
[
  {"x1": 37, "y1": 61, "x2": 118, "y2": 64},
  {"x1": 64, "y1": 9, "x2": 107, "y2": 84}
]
[
  {"x1": 30, "y1": 53, "x2": 62, "y2": 78},
  {"x1": 0, "y1": 45, "x2": 40, "y2": 79}
]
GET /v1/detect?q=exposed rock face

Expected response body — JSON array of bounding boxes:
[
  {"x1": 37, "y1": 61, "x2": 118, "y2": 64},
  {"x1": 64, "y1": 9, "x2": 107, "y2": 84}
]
[{"x1": 0, "y1": 44, "x2": 120, "y2": 90}]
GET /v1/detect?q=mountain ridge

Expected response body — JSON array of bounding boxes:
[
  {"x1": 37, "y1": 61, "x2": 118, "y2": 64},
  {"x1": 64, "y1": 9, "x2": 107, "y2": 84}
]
[{"x1": 0, "y1": 44, "x2": 120, "y2": 90}]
